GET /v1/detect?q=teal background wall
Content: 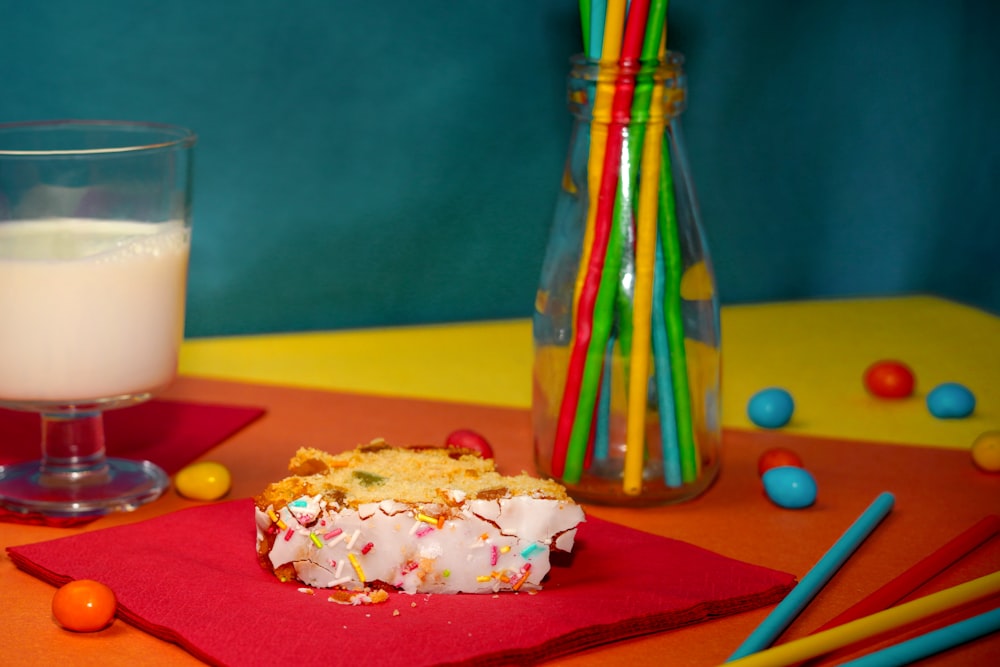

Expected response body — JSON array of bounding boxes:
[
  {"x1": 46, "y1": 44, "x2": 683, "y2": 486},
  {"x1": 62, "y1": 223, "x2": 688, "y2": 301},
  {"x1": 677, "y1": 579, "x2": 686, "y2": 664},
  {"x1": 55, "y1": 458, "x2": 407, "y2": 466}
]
[{"x1": 2, "y1": 1, "x2": 997, "y2": 337}]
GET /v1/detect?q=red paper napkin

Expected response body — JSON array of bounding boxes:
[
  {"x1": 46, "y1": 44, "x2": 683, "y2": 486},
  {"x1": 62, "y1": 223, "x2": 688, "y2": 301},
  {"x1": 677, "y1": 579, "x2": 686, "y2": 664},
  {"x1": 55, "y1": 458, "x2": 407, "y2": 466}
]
[
  {"x1": 0, "y1": 400, "x2": 265, "y2": 526},
  {"x1": 8, "y1": 499, "x2": 795, "y2": 666}
]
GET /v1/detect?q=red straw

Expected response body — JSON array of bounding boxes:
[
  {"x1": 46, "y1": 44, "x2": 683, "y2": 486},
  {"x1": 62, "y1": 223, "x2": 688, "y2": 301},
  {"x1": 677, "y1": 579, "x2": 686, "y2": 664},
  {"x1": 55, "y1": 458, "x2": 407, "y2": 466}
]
[
  {"x1": 808, "y1": 514, "x2": 1000, "y2": 635},
  {"x1": 550, "y1": 1, "x2": 652, "y2": 479}
]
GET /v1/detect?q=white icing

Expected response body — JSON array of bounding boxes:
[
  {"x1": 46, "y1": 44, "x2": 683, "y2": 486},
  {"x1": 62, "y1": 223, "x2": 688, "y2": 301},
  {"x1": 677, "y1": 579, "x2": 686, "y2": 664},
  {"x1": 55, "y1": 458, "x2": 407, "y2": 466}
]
[
  {"x1": 257, "y1": 495, "x2": 585, "y2": 594},
  {"x1": 286, "y1": 494, "x2": 322, "y2": 525}
]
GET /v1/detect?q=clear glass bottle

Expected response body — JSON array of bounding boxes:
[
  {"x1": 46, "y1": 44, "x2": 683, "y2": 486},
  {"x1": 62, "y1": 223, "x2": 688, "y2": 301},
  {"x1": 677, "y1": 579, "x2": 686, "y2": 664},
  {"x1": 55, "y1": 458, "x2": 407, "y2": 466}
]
[{"x1": 533, "y1": 53, "x2": 720, "y2": 506}]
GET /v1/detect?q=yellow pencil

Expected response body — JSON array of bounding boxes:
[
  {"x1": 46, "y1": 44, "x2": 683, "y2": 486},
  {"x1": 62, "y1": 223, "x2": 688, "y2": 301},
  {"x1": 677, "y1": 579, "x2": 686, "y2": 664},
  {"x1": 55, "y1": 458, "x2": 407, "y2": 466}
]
[{"x1": 723, "y1": 570, "x2": 1000, "y2": 667}]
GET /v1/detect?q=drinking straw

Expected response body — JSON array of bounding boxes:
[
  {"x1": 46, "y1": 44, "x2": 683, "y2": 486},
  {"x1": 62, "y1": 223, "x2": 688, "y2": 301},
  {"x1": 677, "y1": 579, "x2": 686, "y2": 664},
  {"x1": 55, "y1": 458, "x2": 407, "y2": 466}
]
[
  {"x1": 723, "y1": 570, "x2": 1000, "y2": 667},
  {"x1": 561, "y1": 2, "x2": 648, "y2": 483},
  {"x1": 727, "y1": 492, "x2": 896, "y2": 661},
  {"x1": 837, "y1": 606, "x2": 1000, "y2": 667},
  {"x1": 622, "y1": 0, "x2": 669, "y2": 494},
  {"x1": 563, "y1": 0, "x2": 659, "y2": 486},
  {"x1": 809, "y1": 514, "x2": 1000, "y2": 634},
  {"x1": 560, "y1": 125, "x2": 629, "y2": 483},
  {"x1": 588, "y1": 0, "x2": 607, "y2": 60},
  {"x1": 549, "y1": 0, "x2": 626, "y2": 479},
  {"x1": 553, "y1": 1, "x2": 634, "y2": 483},
  {"x1": 593, "y1": 335, "x2": 615, "y2": 461},
  {"x1": 652, "y1": 237, "x2": 682, "y2": 486},
  {"x1": 657, "y1": 136, "x2": 698, "y2": 481}
]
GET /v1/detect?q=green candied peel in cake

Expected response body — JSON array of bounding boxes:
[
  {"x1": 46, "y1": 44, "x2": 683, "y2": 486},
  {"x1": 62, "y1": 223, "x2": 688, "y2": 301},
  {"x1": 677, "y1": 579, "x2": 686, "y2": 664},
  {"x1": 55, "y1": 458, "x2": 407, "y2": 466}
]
[{"x1": 352, "y1": 470, "x2": 387, "y2": 487}]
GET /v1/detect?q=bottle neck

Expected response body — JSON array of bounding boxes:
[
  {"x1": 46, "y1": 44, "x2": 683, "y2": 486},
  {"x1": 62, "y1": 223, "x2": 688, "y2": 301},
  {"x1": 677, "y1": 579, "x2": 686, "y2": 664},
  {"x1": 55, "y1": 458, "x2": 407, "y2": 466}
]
[{"x1": 567, "y1": 53, "x2": 687, "y2": 124}]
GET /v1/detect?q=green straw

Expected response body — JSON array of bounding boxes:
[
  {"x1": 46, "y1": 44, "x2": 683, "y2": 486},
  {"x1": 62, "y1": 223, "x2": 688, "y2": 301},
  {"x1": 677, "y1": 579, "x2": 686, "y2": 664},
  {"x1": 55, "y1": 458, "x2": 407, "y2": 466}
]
[
  {"x1": 652, "y1": 235, "x2": 683, "y2": 486},
  {"x1": 657, "y1": 120, "x2": 697, "y2": 483},
  {"x1": 561, "y1": 1, "x2": 649, "y2": 484}
]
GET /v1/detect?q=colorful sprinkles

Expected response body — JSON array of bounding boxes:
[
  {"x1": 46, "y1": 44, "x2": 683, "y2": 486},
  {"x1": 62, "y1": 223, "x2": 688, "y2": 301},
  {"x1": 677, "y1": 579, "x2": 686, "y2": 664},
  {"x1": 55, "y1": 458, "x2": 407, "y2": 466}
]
[
  {"x1": 348, "y1": 553, "x2": 366, "y2": 583},
  {"x1": 267, "y1": 508, "x2": 287, "y2": 531},
  {"x1": 345, "y1": 529, "x2": 360, "y2": 550},
  {"x1": 520, "y1": 543, "x2": 540, "y2": 559},
  {"x1": 262, "y1": 497, "x2": 564, "y2": 594},
  {"x1": 513, "y1": 564, "x2": 533, "y2": 592}
]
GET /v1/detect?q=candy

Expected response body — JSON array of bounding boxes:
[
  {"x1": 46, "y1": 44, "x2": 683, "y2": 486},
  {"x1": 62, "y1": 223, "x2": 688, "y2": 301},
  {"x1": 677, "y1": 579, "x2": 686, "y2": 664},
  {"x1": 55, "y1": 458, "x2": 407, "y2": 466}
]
[
  {"x1": 971, "y1": 431, "x2": 1000, "y2": 473},
  {"x1": 863, "y1": 360, "x2": 915, "y2": 399},
  {"x1": 51, "y1": 579, "x2": 117, "y2": 632},
  {"x1": 747, "y1": 388, "x2": 795, "y2": 429},
  {"x1": 174, "y1": 461, "x2": 232, "y2": 501},
  {"x1": 758, "y1": 448, "x2": 804, "y2": 477},
  {"x1": 762, "y1": 466, "x2": 818, "y2": 509},
  {"x1": 926, "y1": 382, "x2": 976, "y2": 419},
  {"x1": 444, "y1": 429, "x2": 494, "y2": 459}
]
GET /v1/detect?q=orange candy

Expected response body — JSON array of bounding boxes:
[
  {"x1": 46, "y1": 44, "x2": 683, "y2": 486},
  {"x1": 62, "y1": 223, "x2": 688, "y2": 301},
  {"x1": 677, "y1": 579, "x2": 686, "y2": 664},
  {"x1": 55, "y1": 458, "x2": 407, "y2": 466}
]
[
  {"x1": 971, "y1": 431, "x2": 1000, "y2": 473},
  {"x1": 757, "y1": 447, "x2": 805, "y2": 477},
  {"x1": 51, "y1": 579, "x2": 117, "y2": 632}
]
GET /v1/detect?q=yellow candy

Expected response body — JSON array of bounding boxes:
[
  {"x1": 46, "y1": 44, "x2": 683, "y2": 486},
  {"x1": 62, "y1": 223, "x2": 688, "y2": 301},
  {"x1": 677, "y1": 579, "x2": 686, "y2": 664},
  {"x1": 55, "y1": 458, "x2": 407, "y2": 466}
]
[
  {"x1": 971, "y1": 431, "x2": 1000, "y2": 473},
  {"x1": 174, "y1": 461, "x2": 232, "y2": 500}
]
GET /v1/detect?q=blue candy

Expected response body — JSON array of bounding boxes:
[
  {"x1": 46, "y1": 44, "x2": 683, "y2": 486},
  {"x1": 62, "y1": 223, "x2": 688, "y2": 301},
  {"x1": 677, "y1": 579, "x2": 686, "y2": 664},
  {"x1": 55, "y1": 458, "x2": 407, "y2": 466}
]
[
  {"x1": 762, "y1": 466, "x2": 818, "y2": 509},
  {"x1": 747, "y1": 387, "x2": 795, "y2": 429},
  {"x1": 926, "y1": 382, "x2": 976, "y2": 419}
]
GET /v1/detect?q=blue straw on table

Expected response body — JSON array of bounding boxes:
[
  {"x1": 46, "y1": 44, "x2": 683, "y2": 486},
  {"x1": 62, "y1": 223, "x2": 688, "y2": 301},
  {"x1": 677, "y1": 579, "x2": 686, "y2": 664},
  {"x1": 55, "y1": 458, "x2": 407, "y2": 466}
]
[
  {"x1": 727, "y1": 492, "x2": 896, "y2": 661},
  {"x1": 652, "y1": 236, "x2": 682, "y2": 487},
  {"x1": 838, "y1": 606, "x2": 1000, "y2": 667}
]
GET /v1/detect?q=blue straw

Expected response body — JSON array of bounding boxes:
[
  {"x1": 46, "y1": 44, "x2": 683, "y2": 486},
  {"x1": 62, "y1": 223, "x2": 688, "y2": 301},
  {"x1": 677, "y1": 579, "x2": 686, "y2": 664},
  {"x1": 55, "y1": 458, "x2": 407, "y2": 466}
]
[
  {"x1": 839, "y1": 606, "x2": 1000, "y2": 667},
  {"x1": 727, "y1": 492, "x2": 896, "y2": 661},
  {"x1": 588, "y1": 0, "x2": 607, "y2": 59},
  {"x1": 593, "y1": 334, "x2": 614, "y2": 460},
  {"x1": 652, "y1": 237, "x2": 682, "y2": 486}
]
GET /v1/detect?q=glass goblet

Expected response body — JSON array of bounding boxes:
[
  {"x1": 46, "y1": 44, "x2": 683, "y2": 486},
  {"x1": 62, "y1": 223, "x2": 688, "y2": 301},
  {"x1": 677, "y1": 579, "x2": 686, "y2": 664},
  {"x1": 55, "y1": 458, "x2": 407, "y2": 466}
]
[{"x1": 0, "y1": 120, "x2": 196, "y2": 518}]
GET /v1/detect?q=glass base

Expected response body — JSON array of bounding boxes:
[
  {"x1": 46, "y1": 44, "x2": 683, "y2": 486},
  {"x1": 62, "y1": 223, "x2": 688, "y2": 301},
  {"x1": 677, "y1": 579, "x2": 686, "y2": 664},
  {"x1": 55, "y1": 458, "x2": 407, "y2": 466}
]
[{"x1": 0, "y1": 457, "x2": 169, "y2": 518}]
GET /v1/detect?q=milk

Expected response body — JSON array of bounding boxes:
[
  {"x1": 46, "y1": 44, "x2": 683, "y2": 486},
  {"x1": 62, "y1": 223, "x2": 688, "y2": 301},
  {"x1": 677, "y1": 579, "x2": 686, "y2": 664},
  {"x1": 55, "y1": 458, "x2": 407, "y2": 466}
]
[{"x1": 0, "y1": 218, "x2": 190, "y2": 403}]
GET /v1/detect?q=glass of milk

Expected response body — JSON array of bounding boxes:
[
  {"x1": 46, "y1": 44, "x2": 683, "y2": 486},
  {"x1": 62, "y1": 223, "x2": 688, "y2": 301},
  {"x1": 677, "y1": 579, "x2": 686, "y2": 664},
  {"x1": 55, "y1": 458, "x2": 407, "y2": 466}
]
[{"x1": 0, "y1": 120, "x2": 195, "y2": 518}]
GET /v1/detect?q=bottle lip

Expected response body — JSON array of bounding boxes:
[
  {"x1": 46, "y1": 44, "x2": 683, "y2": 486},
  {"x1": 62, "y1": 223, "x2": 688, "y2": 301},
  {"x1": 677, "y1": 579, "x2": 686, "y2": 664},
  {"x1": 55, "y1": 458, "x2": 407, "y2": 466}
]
[
  {"x1": 567, "y1": 51, "x2": 686, "y2": 86},
  {"x1": 569, "y1": 51, "x2": 685, "y2": 68},
  {"x1": 566, "y1": 51, "x2": 687, "y2": 121}
]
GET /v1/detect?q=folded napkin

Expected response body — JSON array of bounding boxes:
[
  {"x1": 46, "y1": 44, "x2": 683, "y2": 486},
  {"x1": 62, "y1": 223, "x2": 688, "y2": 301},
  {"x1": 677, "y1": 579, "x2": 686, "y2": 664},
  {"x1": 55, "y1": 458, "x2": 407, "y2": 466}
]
[
  {"x1": 8, "y1": 499, "x2": 795, "y2": 666},
  {"x1": 0, "y1": 400, "x2": 265, "y2": 526}
]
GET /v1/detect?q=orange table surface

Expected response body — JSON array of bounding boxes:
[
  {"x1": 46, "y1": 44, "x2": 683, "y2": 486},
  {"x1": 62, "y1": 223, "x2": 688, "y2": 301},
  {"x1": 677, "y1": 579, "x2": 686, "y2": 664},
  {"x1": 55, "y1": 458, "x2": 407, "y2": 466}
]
[{"x1": 2, "y1": 296, "x2": 999, "y2": 666}]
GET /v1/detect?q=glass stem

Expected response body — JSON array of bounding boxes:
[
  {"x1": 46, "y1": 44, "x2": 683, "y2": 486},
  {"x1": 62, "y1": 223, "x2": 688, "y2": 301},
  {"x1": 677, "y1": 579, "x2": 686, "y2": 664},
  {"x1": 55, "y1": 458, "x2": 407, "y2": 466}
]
[{"x1": 39, "y1": 411, "x2": 111, "y2": 487}]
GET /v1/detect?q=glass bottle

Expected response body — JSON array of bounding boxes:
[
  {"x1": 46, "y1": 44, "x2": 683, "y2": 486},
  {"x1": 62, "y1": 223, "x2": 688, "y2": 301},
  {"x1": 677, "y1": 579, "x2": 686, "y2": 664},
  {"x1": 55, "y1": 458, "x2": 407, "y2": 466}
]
[{"x1": 533, "y1": 52, "x2": 720, "y2": 506}]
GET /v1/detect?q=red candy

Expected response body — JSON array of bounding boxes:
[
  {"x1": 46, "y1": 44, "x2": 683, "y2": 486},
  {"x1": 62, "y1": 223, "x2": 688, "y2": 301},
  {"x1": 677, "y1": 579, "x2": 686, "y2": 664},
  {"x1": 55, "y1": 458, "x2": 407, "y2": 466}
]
[
  {"x1": 864, "y1": 360, "x2": 915, "y2": 399},
  {"x1": 757, "y1": 448, "x2": 804, "y2": 477},
  {"x1": 444, "y1": 429, "x2": 494, "y2": 459}
]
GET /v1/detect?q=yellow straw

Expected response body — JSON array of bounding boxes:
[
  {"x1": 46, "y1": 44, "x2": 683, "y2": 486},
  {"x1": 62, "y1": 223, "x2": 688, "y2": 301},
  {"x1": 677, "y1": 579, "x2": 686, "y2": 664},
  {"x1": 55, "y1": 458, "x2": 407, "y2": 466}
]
[
  {"x1": 722, "y1": 569, "x2": 1000, "y2": 667},
  {"x1": 571, "y1": 0, "x2": 626, "y2": 315},
  {"x1": 622, "y1": 81, "x2": 666, "y2": 495}
]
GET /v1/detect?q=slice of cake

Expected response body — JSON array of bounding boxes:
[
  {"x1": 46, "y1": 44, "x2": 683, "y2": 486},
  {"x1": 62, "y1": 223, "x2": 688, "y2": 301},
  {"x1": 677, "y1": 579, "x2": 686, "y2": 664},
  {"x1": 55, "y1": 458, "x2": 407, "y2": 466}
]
[{"x1": 254, "y1": 440, "x2": 585, "y2": 596}]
